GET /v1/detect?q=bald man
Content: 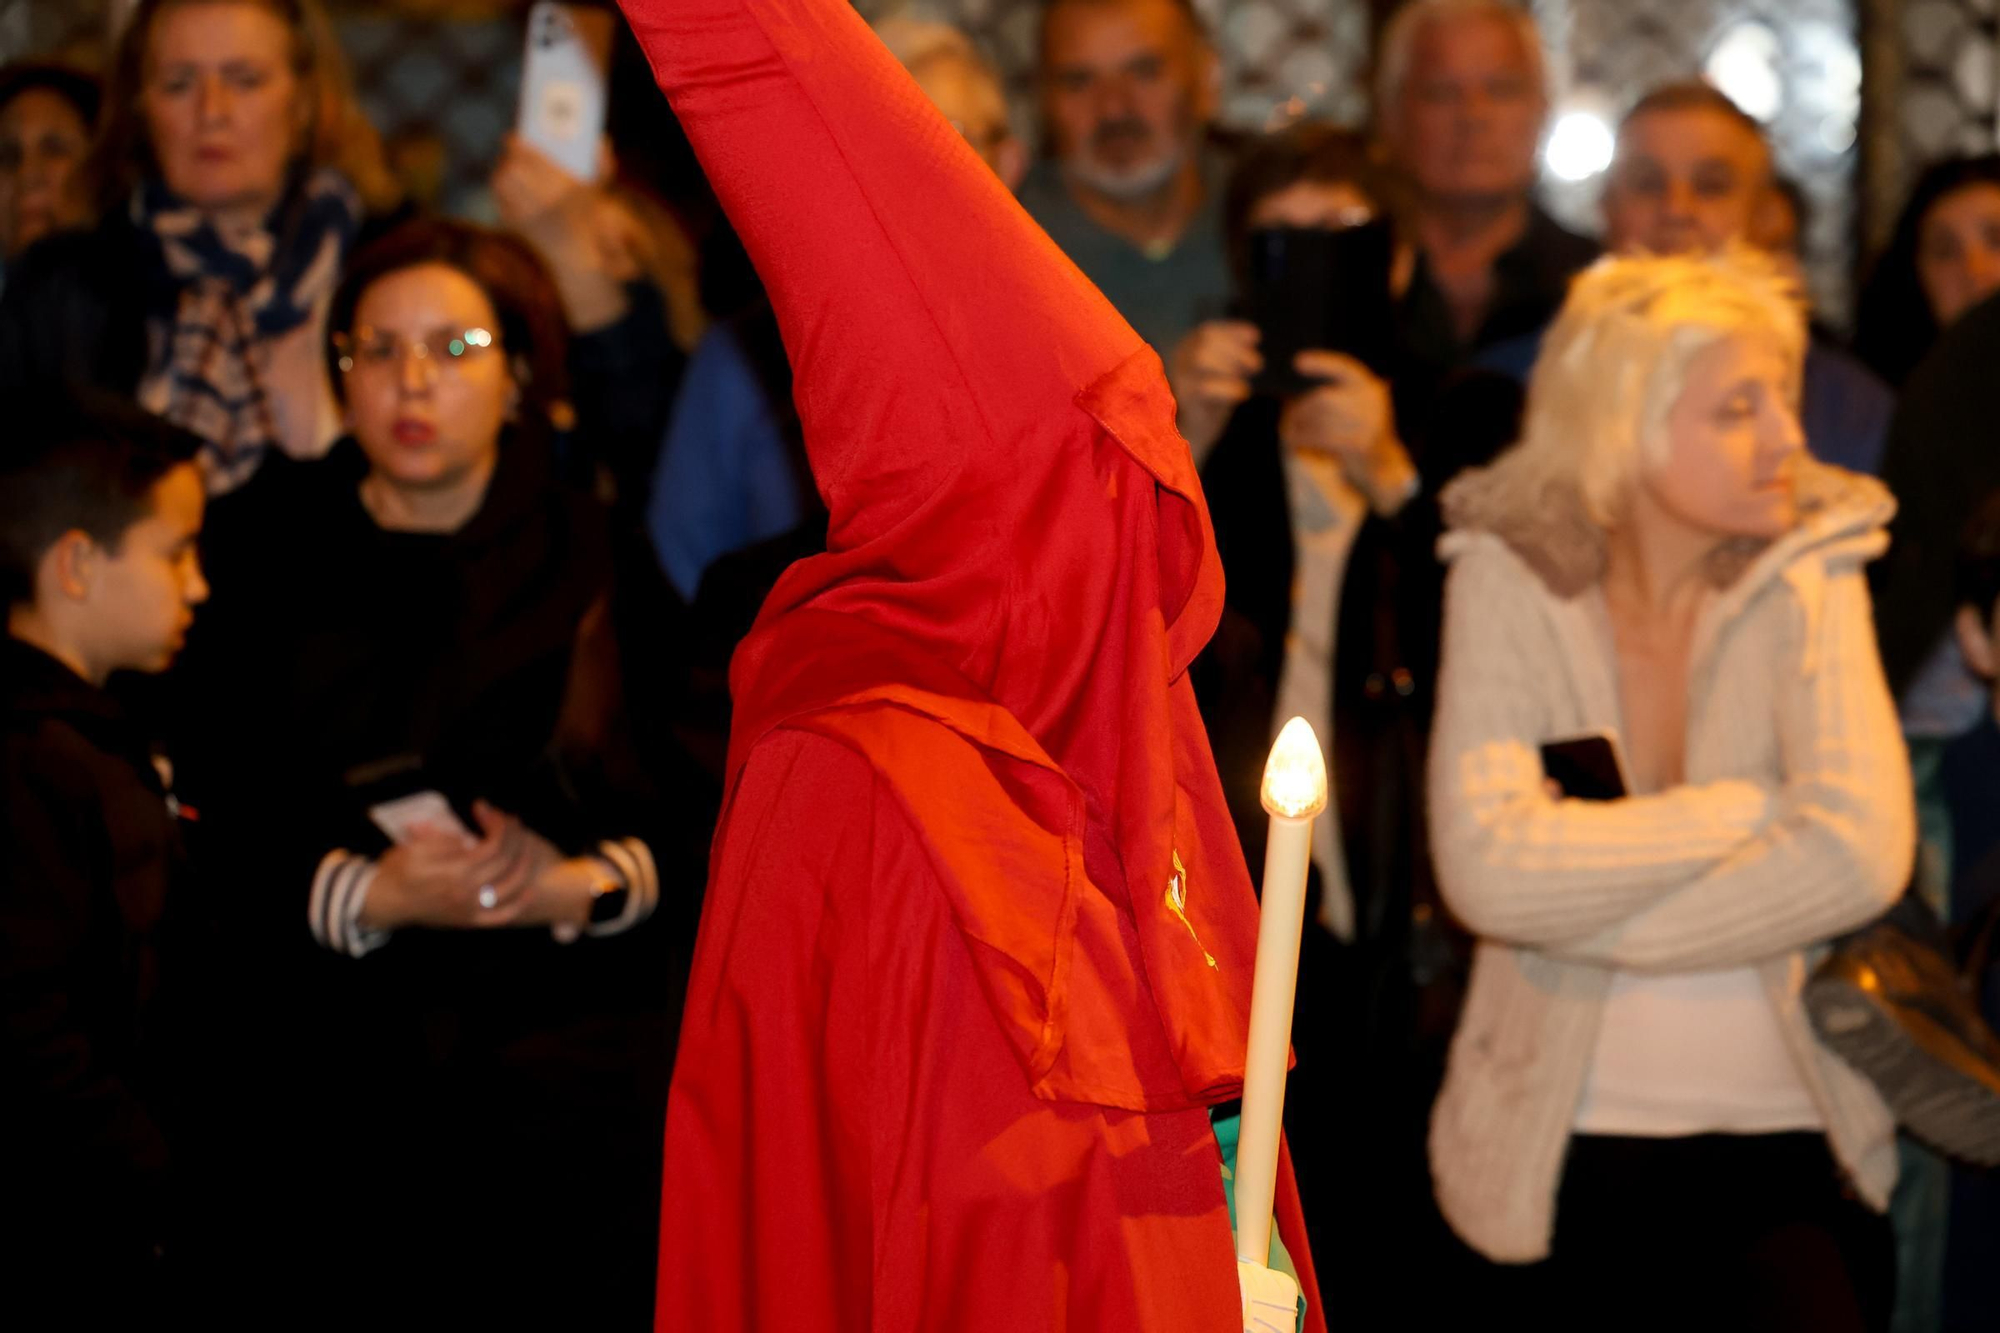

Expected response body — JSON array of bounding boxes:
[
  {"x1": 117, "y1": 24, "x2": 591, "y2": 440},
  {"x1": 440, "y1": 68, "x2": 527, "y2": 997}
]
[{"x1": 1480, "y1": 82, "x2": 1892, "y2": 478}]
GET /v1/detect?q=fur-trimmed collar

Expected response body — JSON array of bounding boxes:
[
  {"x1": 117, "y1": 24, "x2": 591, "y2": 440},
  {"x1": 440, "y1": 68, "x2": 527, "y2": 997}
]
[{"x1": 1438, "y1": 458, "x2": 1895, "y2": 601}]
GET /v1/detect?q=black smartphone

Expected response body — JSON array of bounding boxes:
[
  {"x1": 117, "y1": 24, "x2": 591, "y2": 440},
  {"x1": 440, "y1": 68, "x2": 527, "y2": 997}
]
[
  {"x1": 1540, "y1": 734, "x2": 1629, "y2": 802},
  {"x1": 1244, "y1": 220, "x2": 1396, "y2": 398}
]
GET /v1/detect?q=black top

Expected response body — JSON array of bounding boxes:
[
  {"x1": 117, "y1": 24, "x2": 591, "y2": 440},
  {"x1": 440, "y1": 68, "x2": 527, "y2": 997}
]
[
  {"x1": 1939, "y1": 707, "x2": 2000, "y2": 1332},
  {"x1": 167, "y1": 435, "x2": 684, "y2": 1322},
  {"x1": 1394, "y1": 204, "x2": 1600, "y2": 378},
  {"x1": 0, "y1": 216, "x2": 152, "y2": 402},
  {"x1": 0, "y1": 639, "x2": 185, "y2": 1290},
  {"x1": 565, "y1": 278, "x2": 688, "y2": 513},
  {"x1": 176, "y1": 434, "x2": 660, "y2": 973},
  {"x1": 1873, "y1": 289, "x2": 2000, "y2": 695},
  {"x1": 1944, "y1": 709, "x2": 2000, "y2": 1000}
]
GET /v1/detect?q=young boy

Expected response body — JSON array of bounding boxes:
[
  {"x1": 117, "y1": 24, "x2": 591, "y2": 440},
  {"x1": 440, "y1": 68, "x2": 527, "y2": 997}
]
[{"x1": 0, "y1": 395, "x2": 207, "y2": 1321}]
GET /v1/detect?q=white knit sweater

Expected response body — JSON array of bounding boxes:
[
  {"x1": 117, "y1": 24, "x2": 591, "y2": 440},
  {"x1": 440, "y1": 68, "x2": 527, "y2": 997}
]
[{"x1": 1425, "y1": 461, "x2": 1914, "y2": 1263}]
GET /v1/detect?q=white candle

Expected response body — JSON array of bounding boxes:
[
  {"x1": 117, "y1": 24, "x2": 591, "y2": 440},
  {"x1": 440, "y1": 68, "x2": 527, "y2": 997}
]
[{"x1": 1235, "y1": 715, "x2": 1328, "y2": 1267}]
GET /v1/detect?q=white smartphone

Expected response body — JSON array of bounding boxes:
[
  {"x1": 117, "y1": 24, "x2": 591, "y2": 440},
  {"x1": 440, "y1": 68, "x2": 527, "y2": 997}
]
[
  {"x1": 368, "y1": 790, "x2": 475, "y2": 847},
  {"x1": 517, "y1": 2, "x2": 615, "y2": 181}
]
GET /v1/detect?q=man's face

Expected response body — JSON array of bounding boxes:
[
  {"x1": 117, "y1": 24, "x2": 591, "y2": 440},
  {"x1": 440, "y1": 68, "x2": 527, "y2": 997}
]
[
  {"x1": 1603, "y1": 106, "x2": 1772, "y2": 256},
  {"x1": 1384, "y1": 13, "x2": 1544, "y2": 208},
  {"x1": 1039, "y1": 0, "x2": 1213, "y2": 201}
]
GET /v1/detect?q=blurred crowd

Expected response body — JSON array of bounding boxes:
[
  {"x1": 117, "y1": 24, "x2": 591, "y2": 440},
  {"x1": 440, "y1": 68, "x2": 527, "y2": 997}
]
[{"x1": 8, "y1": 0, "x2": 2000, "y2": 1329}]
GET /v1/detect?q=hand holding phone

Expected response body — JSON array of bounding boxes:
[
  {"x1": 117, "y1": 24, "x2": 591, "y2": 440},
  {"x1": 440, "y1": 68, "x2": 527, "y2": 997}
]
[
  {"x1": 360, "y1": 800, "x2": 540, "y2": 931},
  {"x1": 1244, "y1": 220, "x2": 1396, "y2": 399},
  {"x1": 368, "y1": 789, "x2": 475, "y2": 847},
  {"x1": 1167, "y1": 319, "x2": 1262, "y2": 460},
  {"x1": 517, "y1": 2, "x2": 615, "y2": 182}
]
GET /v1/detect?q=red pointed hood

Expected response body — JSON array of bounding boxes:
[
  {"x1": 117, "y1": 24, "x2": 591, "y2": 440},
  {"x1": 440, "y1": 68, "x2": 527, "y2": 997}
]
[{"x1": 621, "y1": 0, "x2": 1259, "y2": 1109}]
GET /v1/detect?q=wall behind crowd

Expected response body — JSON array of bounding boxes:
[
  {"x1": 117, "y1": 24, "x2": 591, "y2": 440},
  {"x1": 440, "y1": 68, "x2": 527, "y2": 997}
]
[
  {"x1": 5, "y1": 0, "x2": 1999, "y2": 325},
  {"x1": 1862, "y1": 0, "x2": 2000, "y2": 249}
]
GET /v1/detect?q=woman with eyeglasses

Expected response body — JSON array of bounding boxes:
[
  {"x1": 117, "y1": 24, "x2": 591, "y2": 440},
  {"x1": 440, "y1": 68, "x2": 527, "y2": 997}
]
[{"x1": 168, "y1": 219, "x2": 680, "y2": 1325}]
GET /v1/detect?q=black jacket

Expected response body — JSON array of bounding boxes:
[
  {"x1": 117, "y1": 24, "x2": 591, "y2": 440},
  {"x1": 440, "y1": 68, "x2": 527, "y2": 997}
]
[
  {"x1": 1873, "y1": 288, "x2": 2000, "y2": 695},
  {"x1": 0, "y1": 641, "x2": 186, "y2": 1312},
  {"x1": 1393, "y1": 205, "x2": 1600, "y2": 379},
  {"x1": 0, "y1": 216, "x2": 152, "y2": 403},
  {"x1": 168, "y1": 436, "x2": 687, "y2": 1325}
]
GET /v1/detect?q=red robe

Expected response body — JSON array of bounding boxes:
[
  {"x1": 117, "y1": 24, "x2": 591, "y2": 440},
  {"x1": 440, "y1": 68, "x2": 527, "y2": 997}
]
[{"x1": 617, "y1": 0, "x2": 1325, "y2": 1326}]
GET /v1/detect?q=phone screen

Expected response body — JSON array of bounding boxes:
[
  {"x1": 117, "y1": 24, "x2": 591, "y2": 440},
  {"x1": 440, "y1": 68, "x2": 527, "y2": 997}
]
[
  {"x1": 1244, "y1": 220, "x2": 1396, "y2": 398},
  {"x1": 1540, "y1": 735, "x2": 1630, "y2": 802}
]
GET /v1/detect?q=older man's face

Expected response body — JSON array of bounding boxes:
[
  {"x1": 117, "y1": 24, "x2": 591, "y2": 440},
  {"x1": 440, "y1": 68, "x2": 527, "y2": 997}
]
[
  {"x1": 1040, "y1": 0, "x2": 1212, "y2": 200},
  {"x1": 1386, "y1": 13, "x2": 1544, "y2": 208},
  {"x1": 1603, "y1": 107, "x2": 1773, "y2": 256}
]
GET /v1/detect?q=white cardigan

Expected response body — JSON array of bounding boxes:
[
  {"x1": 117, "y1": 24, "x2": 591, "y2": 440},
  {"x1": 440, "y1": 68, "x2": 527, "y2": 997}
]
[{"x1": 1425, "y1": 461, "x2": 1914, "y2": 1263}]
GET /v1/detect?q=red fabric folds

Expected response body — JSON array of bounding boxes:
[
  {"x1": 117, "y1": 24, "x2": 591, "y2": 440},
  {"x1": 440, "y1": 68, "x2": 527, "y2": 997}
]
[{"x1": 617, "y1": 0, "x2": 1324, "y2": 1324}]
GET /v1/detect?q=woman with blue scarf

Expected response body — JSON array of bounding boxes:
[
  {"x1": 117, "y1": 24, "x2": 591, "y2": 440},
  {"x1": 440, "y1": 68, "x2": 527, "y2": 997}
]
[{"x1": 0, "y1": 0, "x2": 404, "y2": 494}]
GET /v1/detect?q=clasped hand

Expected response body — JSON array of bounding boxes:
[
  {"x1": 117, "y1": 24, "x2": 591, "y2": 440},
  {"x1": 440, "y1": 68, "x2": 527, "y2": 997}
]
[{"x1": 359, "y1": 800, "x2": 594, "y2": 933}]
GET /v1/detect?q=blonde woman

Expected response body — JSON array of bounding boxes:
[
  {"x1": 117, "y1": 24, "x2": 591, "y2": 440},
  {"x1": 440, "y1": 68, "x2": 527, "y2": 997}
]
[{"x1": 1427, "y1": 249, "x2": 1912, "y2": 1331}]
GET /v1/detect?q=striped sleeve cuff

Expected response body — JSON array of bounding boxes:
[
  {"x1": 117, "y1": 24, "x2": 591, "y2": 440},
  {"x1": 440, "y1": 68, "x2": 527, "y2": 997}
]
[
  {"x1": 586, "y1": 838, "x2": 659, "y2": 937},
  {"x1": 308, "y1": 851, "x2": 393, "y2": 958}
]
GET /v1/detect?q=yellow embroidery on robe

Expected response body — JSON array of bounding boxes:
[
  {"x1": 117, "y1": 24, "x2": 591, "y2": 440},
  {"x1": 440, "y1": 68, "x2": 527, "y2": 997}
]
[{"x1": 1164, "y1": 850, "x2": 1218, "y2": 970}]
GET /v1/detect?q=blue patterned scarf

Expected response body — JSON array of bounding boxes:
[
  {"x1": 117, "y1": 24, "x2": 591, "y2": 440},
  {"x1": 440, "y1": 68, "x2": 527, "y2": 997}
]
[{"x1": 136, "y1": 167, "x2": 361, "y2": 493}]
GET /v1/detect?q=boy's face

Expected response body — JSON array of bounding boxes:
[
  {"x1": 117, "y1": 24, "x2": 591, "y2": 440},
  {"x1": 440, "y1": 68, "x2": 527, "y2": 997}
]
[{"x1": 87, "y1": 463, "x2": 209, "y2": 675}]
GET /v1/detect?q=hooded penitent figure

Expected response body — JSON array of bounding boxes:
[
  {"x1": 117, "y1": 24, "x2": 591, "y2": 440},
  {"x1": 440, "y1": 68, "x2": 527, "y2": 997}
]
[{"x1": 615, "y1": 0, "x2": 1324, "y2": 1327}]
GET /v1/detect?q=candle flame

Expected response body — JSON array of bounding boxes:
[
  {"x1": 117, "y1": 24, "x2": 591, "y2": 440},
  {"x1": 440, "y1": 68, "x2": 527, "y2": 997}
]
[{"x1": 1260, "y1": 716, "x2": 1328, "y2": 820}]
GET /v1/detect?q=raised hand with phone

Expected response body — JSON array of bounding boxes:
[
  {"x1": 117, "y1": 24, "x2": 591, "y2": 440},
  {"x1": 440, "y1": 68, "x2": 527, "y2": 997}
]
[
  {"x1": 1171, "y1": 277, "x2": 1416, "y2": 519},
  {"x1": 1170, "y1": 126, "x2": 1416, "y2": 519},
  {"x1": 494, "y1": 3, "x2": 634, "y2": 335},
  {"x1": 491, "y1": 133, "x2": 648, "y2": 335},
  {"x1": 1276, "y1": 348, "x2": 1418, "y2": 518}
]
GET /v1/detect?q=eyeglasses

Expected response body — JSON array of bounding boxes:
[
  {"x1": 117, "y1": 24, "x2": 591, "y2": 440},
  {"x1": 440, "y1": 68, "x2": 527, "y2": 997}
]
[{"x1": 334, "y1": 326, "x2": 501, "y2": 376}]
